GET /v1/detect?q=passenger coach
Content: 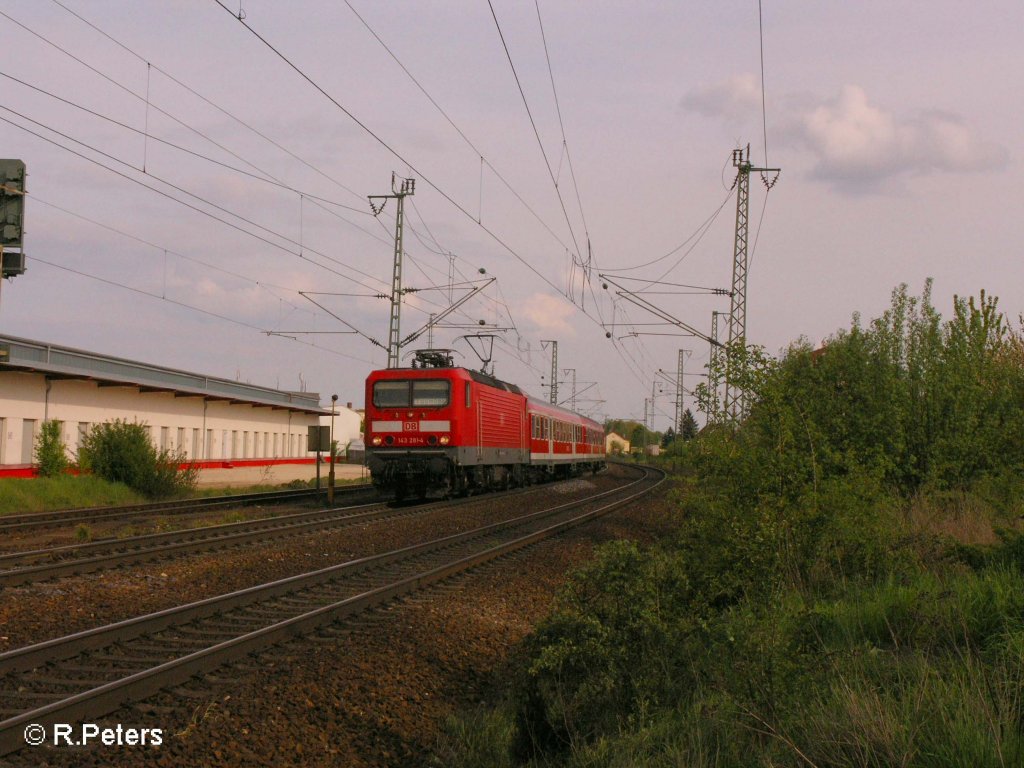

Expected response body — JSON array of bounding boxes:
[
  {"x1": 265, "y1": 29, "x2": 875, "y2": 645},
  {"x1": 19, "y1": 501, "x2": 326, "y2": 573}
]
[{"x1": 364, "y1": 351, "x2": 604, "y2": 499}]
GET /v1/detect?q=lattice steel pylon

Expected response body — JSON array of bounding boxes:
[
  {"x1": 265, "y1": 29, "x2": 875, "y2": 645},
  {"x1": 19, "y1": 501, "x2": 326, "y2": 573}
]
[
  {"x1": 542, "y1": 340, "x2": 558, "y2": 405},
  {"x1": 709, "y1": 310, "x2": 723, "y2": 422},
  {"x1": 369, "y1": 175, "x2": 415, "y2": 368},
  {"x1": 675, "y1": 348, "x2": 686, "y2": 433},
  {"x1": 723, "y1": 145, "x2": 778, "y2": 420}
]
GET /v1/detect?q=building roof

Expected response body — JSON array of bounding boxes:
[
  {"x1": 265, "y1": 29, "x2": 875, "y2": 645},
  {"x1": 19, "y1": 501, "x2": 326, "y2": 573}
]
[{"x1": 0, "y1": 335, "x2": 327, "y2": 415}]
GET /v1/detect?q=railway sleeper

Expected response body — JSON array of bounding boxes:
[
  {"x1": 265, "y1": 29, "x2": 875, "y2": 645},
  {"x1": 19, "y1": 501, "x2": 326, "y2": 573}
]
[
  {"x1": 169, "y1": 686, "x2": 217, "y2": 700},
  {"x1": 87, "y1": 654, "x2": 168, "y2": 666},
  {"x1": 12, "y1": 675, "x2": 106, "y2": 689},
  {"x1": 172, "y1": 625, "x2": 253, "y2": 639}
]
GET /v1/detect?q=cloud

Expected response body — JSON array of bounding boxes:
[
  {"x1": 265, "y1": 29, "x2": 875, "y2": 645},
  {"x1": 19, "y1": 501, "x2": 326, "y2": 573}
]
[
  {"x1": 521, "y1": 292, "x2": 576, "y2": 336},
  {"x1": 684, "y1": 77, "x2": 1008, "y2": 193},
  {"x1": 797, "y1": 85, "x2": 1007, "y2": 190},
  {"x1": 681, "y1": 73, "x2": 762, "y2": 120}
]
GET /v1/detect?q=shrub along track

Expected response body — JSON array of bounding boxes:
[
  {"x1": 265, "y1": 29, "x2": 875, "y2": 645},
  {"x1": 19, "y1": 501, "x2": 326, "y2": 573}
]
[{"x1": 0, "y1": 464, "x2": 663, "y2": 760}]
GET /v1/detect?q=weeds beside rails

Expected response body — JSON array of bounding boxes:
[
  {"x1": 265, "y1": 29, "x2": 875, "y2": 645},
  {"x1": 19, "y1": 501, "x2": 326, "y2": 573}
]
[
  {"x1": 0, "y1": 475, "x2": 146, "y2": 516},
  {"x1": 438, "y1": 283, "x2": 1024, "y2": 768}
]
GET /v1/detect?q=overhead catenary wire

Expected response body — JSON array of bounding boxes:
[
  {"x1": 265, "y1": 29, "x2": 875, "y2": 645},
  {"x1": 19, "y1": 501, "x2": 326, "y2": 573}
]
[
  {"x1": 484, "y1": 0, "x2": 586, "y2": 275},
  {"x1": 602, "y1": 185, "x2": 734, "y2": 274},
  {"x1": 12, "y1": 1, "x2": 630, "y2": 403},
  {"x1": 340, "y1": 0, "x2": 576, "y2": 257},
  {"x1": 0, "y1": 71, "x2": 373, "y2": 218},
  {"x1": 0, "y1": 107, "x2": 475, "y2": 337},
  {"x1": 47, "y1": 0, "x2": 370, "y2": 206},
  {"x1": 10, "y1": 4, "x2": 404, "y2": 263},
  {"x1": 31, "y1": 195, "x2": 312, "y2": 316},
  {"x1": 210, "y1": 1, "x2": 611, "y2": 336},
  {"x1": 0, "y1": 107, "x2": 394, "y2": 294},
  {"x1": 30, "y1": 257, "x2": 378, "y2": 365},
  {"x1": 216, "y1": 2, "x2": 636, "y2": 388},
  {"x1": 533, "y1": 0, "x2": 591, "y2": 250}
]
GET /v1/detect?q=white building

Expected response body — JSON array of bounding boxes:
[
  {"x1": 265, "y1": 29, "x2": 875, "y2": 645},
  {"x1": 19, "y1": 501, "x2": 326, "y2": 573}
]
[
  {"x1": 318, "y1": 402, "x2": 363, "y2": 459},
  {"x1": 0, "y1": 335, "x2": 331, "y2": 474}
]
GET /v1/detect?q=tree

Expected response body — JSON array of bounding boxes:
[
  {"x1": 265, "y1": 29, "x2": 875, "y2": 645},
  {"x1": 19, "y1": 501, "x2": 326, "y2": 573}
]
[
  {"x1": 34, "y1": 420, "x2": 68, "y2": 477},
  {"x1": 679, "y1": 409, "x2": 698, "y2": 440},
  {"x1": 660, "y1": 427, "x2": 676, "y2": 448}
]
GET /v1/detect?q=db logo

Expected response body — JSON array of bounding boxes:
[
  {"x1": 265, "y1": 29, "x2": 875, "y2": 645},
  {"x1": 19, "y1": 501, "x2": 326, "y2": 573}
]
[{"x1": 403, "y1": 421, "x2": 418, "y2": 432}]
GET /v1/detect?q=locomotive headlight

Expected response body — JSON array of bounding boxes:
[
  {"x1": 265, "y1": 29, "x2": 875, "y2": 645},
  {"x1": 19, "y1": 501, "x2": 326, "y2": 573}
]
[
  {"x1": 439, "y1": 435, "x2": 450, "y2": 445},
  {"x1": 371, "y1": 436, "x2": 382, "y2": 446}
]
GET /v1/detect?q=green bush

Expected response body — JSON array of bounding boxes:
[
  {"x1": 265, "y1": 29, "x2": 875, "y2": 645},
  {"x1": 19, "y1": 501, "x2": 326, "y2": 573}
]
[
  {"x1": 511, "y1": 541, "x2": 698, "y2": 759},
  {"x1": 78, "y1": 419, "x2": 197, "y2": 499},
  {"x1": 34, "y1": 420, "x2": 69, "y2": 477}
]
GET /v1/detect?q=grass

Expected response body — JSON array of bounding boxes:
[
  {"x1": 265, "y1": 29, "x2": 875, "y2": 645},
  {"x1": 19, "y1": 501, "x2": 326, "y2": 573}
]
[
  {"x1": 0, "y1": 473, "x2": 369, "y2": 516},
  {"x1": 0, "y1": 475, "x2": 145, "y2": 515}
]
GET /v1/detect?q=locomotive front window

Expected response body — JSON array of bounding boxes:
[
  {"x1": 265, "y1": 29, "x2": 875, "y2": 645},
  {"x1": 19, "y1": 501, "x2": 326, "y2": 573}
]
[
  {"x1": 373, "y1": 379, "x2": 451, "y2": 408},
  {"x1": 373, "y1": 381, "x2": 410, "y2": 407},
  {"x1": 412, "y1": 380, "x2": 450, "y2": 407}
]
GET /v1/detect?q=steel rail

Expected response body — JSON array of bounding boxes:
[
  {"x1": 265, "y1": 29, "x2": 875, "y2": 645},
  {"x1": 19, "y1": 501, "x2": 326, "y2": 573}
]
[
  {"x1": 0, "y1": 501, "x2": 385, "y2": 587},
  {"x1": 0, "y1": 477, "x2": 579, "y2": 586},
  {"x1": 0, "y1": 466, "x2": 663, "y2": 756},
  {"x1": 0, "y1": 485, "x2": 372, "y2": 534}
]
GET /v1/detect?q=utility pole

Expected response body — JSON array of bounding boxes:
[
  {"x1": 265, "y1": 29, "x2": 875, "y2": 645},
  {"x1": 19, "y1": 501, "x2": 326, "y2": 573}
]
[
  {"x1": 644, "y1": 380, "x2": 658, "y2": 455},
  {"x1": 642, "y1": 398, "x2": 649, "y2": 456},
  {"x1": 724, "y1": 145, "x2": 779, "y2": 420},
  {"x1": 709, "y1": 310, "x2": 722, "y2": 422},
  {"x1": 562, "y1": 368, "x2": 577, "y2": 411},
  {"x1": 542, "y1": 340, "x2": 558, "y2": 405},
  {"x1": 369, "y1": 174, "x2": 415, "y2": 369},
  {"x1": 675, "y1": 349, "x2": 688, "y2": 433},
  {"x1": 447, "y1": 252, "x2": 455, "y2": 305}
]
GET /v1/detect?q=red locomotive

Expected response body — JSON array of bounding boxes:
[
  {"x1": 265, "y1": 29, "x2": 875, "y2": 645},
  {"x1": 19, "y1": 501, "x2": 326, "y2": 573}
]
[{"x1": 364, "y1": 350, "x2": 605, "y2": 499}]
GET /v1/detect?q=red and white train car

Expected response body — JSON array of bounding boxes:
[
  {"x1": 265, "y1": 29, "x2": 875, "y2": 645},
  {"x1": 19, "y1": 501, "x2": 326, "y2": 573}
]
[{"x1": 364, "y1": 353, "x2": 604, "y2": 499}]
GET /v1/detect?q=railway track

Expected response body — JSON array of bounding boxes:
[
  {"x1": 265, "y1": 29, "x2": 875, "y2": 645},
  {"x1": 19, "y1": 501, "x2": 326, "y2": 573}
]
[
  {"x1": 0, "y1": 486, "x2": 372, "y2": 535},
  {"x1": 0, "y1": 500, "x2": 387, "y2": 587},
  {"x1": 0, "y1": 476, "x2": 598, "y2": 587},
  {"x1": 0, "y1": 464, "x2": 663, "y2": 757}
]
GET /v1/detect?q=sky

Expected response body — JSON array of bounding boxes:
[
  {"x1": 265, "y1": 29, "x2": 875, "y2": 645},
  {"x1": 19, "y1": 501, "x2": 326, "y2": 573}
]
[{"x1": 0, "y1": 0, "x2": 1020, "y2": 430}]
